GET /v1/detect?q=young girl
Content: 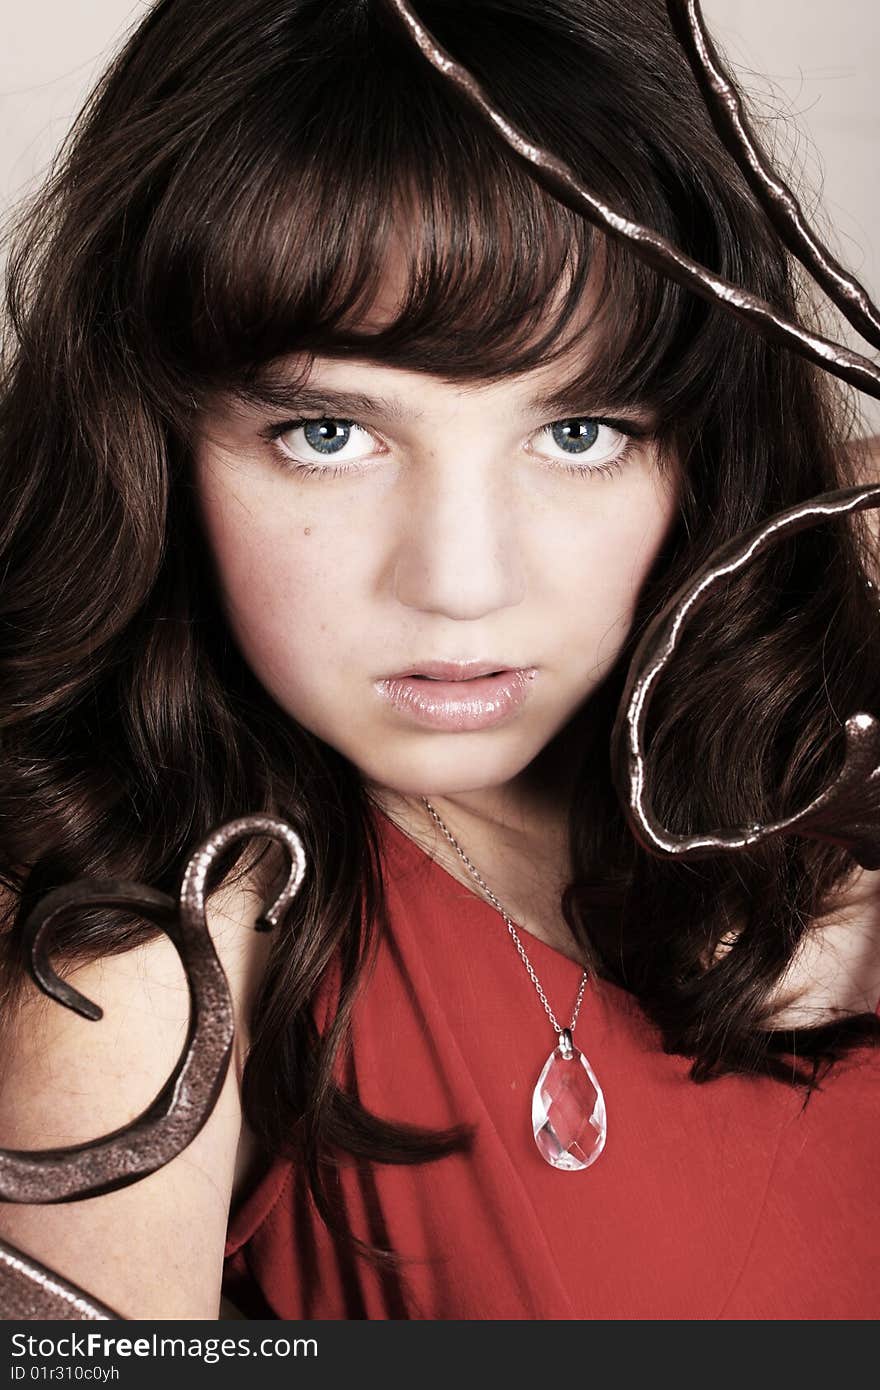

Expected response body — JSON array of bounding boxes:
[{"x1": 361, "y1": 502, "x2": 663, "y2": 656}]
[{"x1": 1, "y1": 0, "x2": 878, "y2": 1321}]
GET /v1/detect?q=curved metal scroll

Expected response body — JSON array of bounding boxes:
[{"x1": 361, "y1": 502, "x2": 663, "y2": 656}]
[
  {"x1": 382, "y1": 0, "x2": 880, "y2": 398},
  {"x1": 0, "y1": 814, "x2": 306, "y2": 1319},
  {"x1": 610, "y1": 486, "x2": 880, "y2": 868}
]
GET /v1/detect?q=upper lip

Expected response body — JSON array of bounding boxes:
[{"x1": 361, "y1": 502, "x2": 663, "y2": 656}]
[{"x1": 382, "y1": 659, "x2": 520, "y2": 681}]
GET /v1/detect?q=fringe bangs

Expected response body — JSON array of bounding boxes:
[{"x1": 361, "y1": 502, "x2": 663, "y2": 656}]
[{"x1": 125, "y1": 0, "x2": 729, "y2": 434}]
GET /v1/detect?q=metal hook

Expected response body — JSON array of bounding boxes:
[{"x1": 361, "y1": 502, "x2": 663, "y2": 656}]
[{"x1": 0, "y1": 814, "x2": 307, "y2": 1317}]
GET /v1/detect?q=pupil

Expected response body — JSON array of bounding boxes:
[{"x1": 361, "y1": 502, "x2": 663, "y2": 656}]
[
  {"x1": 303, "y1": 418, "x2": 351, "y2": 454},
  {"x1": 551, "y1": 419, "x2": 599, "y2": 454}
]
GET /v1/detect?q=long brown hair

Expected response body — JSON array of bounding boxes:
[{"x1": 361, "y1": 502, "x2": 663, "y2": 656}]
[{"x1": 2, "y1": 0, "x2": 878, "y2": 1260}]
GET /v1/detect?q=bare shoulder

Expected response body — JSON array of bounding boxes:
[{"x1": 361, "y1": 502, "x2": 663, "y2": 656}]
[
  {"x1": 767, "y1": 864, "x2": 880, "y2": 1026},
  {"x1": 0, "y1": 860, "x2": 276, "y2": 1319}
]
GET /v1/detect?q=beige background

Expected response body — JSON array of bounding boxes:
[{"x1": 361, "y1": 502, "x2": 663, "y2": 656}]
[{"x1": 1, "y1": 0, "x2": 878, "y2": 426}]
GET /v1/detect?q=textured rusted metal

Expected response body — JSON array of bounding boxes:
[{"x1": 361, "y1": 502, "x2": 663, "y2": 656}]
[
  {"x1": 0, "y1": 1239, "x2": 119, "y2": 1320},
  {"x1": 0, "y1": 815, "x2": 306, "y2": 1317},
  {"x1": 382, "y1": 0, "x2": 880, "y2": 398}
]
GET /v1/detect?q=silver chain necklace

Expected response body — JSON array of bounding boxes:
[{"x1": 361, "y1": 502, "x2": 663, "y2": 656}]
[{"x1": 421, "y1": 797, "x2": 607, "y2": 1172}]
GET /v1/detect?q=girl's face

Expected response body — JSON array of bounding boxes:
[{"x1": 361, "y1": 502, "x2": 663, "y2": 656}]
[{"x1": 193, "y1": 335, "x2": 679, "y2": 800}]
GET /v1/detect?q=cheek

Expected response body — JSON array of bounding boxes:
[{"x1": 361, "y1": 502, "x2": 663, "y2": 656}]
[
  {"x1": 553, "y1": 469, "x2": 677, "y2": 605},
  {"x1": 553, "y1": 469, "x2": 678, "y2": 668},
  {"x1": 221, "y1": 534, "x2": 339, "y2": 626},
  {"x1": 194, "y1": 467, "x2": 361, "y2": 705}
]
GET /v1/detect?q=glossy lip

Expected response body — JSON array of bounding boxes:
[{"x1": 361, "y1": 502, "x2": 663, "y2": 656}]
[{"x1": 374, "y1": 666, "x2": 538, "y2": 731}]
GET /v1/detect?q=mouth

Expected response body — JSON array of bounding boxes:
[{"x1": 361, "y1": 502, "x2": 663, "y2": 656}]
[
  {"x1": 385, "y1": 659, "x2": 520, "y2": 682},
  {"x1": 374, "y1": 665, "x2": 538, "y2": 731},
  {"x1": 407, "y1": 670, "x2": 504, "y2": 681}
]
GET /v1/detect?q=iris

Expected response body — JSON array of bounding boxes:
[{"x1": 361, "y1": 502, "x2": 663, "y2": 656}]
[
  {"x1": 551, "y1": 419, "x2": 600, "y2": 454},
  {"x1": 302, "y1": 419, "x2": 352, "y2": 454}
]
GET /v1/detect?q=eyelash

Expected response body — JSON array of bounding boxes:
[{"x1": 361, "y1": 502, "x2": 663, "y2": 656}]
[{"x1": 258, "y1": 415, "x2": 648, "y2": 480}]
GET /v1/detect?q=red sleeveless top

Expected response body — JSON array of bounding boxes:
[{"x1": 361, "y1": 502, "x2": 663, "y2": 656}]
[{"x1": 223, "y1": 807, "x2": 880, "y2": 1319}]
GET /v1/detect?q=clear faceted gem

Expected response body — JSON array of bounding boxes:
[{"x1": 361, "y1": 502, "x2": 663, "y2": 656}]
[{"x1": 531, "y1": 1042, "x2": 607, "y2": 1171}]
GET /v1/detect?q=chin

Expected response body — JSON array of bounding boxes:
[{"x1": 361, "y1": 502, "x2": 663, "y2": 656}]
[{"x1": 354, "y1": 732, "x2": 542, "y2": 798}]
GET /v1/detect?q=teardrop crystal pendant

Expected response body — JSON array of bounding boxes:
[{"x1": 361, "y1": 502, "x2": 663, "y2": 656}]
[{"x1": 531, "y1": 1028, "x2": 607, "y2": 1171}]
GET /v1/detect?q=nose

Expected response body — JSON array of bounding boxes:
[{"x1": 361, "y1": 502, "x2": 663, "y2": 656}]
[{"x1": 390, "y1": 452, "x2": 526, "y2": 619}]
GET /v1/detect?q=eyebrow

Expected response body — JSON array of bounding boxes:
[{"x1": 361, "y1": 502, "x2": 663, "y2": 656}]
[
  {"x1": 234, "y1": 378, "x2": 654, "y2": 426},
  {"x1": 238, "y1": 383, "x2": 421, "y2": 421}
]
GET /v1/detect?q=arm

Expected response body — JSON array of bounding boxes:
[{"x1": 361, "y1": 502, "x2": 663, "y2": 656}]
[{"x1": 0, "y1": 874, "x2": 274, "y2": 1321}]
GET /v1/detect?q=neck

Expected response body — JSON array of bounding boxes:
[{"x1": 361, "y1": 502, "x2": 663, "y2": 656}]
[{"x1": 364, "y1": 717, "x2": 589, "y2": 965}]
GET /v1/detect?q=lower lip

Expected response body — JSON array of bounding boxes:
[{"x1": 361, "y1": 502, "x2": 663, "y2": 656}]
[{"x1": 374, "y1": 668, "x2": 538, "y2": 731}]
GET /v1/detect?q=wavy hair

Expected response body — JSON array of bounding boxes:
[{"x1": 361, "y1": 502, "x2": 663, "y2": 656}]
[{"x1": 2, "y1": 0, "x2": 878, "y2": 1264}]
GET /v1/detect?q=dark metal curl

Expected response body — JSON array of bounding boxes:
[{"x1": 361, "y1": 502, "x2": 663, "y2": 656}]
[
  {"x1": 610, "y1": 485, "x2": 880, "y2": 869},
  {"x1": 381, "y1": 0, "x2": 880, "y2": 400},
  {"x1": 0, "y1": 814, "x2": 306, "y2": 1318}
]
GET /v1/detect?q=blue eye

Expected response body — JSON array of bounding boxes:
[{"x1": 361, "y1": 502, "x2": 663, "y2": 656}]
[
  {"x1": 301, "y1": 419, "x2": 352, "y2": 454},
  {"x1": 530, "y1": 417, "x2": 639, "y2": 474},
  {"x1": 268, "y1": 417, "x2": 380, "y2": 469},
  {"x1": 260, "y1": 411, "x2": 646, "y2": 480},
  {"x1": 550, "y1": 419, "x2": 600, "y2": 454}
]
